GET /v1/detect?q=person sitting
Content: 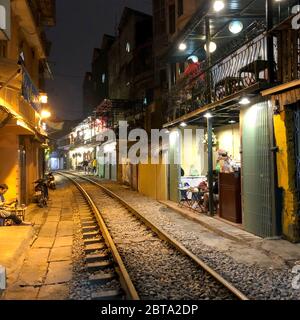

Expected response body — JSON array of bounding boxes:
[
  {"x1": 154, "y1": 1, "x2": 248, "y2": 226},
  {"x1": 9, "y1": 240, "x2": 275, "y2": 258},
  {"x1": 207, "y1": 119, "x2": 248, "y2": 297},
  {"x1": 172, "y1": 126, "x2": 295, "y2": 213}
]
[
  {"x1": 0, "y1": 184, "x2": 32, "y2": 226},
  {"x1": 202, "y1": 171, "x2": 219, "y2": 213}
]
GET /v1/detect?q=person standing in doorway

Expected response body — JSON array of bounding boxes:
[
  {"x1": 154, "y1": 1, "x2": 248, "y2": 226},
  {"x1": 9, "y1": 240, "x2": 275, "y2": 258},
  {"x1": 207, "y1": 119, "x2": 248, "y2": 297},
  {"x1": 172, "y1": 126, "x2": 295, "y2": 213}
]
[{"x1": 92, "y1": 158, "x2": 97, "y2": 176}]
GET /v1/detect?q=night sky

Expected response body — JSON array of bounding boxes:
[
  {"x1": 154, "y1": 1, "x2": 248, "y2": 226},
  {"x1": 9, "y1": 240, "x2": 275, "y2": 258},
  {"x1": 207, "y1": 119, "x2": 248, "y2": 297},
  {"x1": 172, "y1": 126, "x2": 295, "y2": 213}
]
[{"x1": 45, "y1": 0, "x2": 152, "y2": 121}]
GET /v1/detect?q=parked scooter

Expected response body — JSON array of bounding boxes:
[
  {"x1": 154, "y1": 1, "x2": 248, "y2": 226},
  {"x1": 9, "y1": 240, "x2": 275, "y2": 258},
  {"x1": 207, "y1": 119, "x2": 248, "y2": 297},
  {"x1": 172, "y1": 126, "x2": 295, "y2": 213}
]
[
  {"x1": 46, "y1": 172, "x2": 56, "y2": 190},
  {"x1": 34, "y1": 179, "x2": 48, "y2": 208}
]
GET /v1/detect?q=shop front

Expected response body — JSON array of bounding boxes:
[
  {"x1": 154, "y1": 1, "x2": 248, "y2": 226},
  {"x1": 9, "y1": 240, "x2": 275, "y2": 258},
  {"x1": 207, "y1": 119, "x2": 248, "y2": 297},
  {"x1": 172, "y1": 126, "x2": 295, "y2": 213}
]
[
  {"x1": 69, "y1": 146, "x2": 96, "y2": 171},
  {"x1": 96, "y1": 141, "x2": 117, "y2": 181},
  {"x1": 166, "y1": 98, "x2": 281, "y2": 238}
]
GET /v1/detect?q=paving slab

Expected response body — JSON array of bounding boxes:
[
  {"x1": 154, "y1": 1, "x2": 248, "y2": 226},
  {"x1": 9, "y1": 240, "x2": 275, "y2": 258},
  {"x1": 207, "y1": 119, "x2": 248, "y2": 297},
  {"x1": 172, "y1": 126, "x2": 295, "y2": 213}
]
[
  {"x1": 44, "y1": 261, "x2": 72, "y2": 285},
  {"x1": 25, "y1": 248, "x2": 50, "y2": 263},
  {"x1": 45, "y1": 216, "x2": 61, "y2": 222},
  {"x1": 56, "y1": 221, "x2": 73, "y2": 237},
  {"x1": 0, "y1": 226, "x2": 34, "y2": 269},
  {"x1": 32, "y1": 237, "x2": 55, "y2": 249},
  {"x1": 38, "y1": 284, "x2": 69, "y2": 300},
  {"x1": 17, "y1": 262, "x2": 48, "y2": 286},
  {"x1": 38, "y1": 222, "x2": 59, "y2": 238},
  {"x1": 53, "y1": 236, "x2": 73, "y2": 247},
  {"x1": 48, "y1": 247, "x2": 72, "y2": 262},
  {"x1": 3, "y1": 286, "x2": 39, "y2": 300}
]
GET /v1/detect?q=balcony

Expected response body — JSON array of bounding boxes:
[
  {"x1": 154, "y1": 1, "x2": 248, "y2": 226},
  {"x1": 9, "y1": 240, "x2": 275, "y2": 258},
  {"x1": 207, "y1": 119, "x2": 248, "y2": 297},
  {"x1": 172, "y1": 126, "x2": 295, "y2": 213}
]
[
  {"x1": 164, "y1": 0, "x2": 300, "y2": 124},
  {"x1": 166, "y1": 34, "x2": 275, "y2": 122}
]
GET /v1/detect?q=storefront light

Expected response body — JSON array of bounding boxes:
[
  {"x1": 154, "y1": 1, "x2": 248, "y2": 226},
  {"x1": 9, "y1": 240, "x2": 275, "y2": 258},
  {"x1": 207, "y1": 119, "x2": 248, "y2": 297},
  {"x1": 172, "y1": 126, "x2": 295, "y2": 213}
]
[
  {"x1": 179, "y1": 43, "x2": 187, "y2": 51},
  {"x1": 239, "y1": 97, "x2": 250, "y2": 105},
  {"x1": 39, "y1": 93, "x2": 48, "y2": 104},
  {"x1": 213, "y1": 1, "x2": 225, "y2": 12},
  {"x1": 204, "y1": 112, "x2": 213, "y2": 119},
  {"x1": 40, "y1": 110, "x2": 51, "y2": 119},
  {"x1": 180, "y1": 122, "x2": 187, "y2": 127},
  {"x1": 204, "y1": 42, "x2": 217, "y2": 53},
  {"x1": 229, "y1": 21, "x2": 244, "y2": 34},
  {"x1": 292, "y1": 5, "x2": 300, "y2": 14},
  {"x1": 229, "y1": 120, "x2": 236, "y2": 124}
]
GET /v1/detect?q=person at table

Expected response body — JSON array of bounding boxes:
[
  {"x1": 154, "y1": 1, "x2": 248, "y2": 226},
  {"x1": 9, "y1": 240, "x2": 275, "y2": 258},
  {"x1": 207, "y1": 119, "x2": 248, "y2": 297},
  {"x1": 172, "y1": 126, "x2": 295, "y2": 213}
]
[
  {"x1": 202, "y1": 171, "x2": 219, "y2": 212},
  {"x1": 0, "y1": 184, "x2": 32, "y2": 226}
]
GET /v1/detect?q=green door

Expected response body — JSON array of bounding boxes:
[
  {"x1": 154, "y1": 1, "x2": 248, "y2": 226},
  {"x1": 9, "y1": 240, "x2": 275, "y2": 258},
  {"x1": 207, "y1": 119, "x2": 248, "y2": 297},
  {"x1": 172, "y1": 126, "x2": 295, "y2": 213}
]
[{"x1": 241, "y1": 101, "x2": 278, "y2": 238}]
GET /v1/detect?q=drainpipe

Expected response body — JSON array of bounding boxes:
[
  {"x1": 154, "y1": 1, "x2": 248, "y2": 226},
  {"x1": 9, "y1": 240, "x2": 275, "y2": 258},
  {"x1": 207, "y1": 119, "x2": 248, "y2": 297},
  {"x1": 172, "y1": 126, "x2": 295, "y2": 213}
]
[
  {"x1": 266, "y1": 0, "x2": 275, "y2": 84},
  {"x1": 205, "y1": 16, "x2": 214, "y2": 216},
  {"x1": 207, "y1": 116, "x2": 214, "y2": 216}
]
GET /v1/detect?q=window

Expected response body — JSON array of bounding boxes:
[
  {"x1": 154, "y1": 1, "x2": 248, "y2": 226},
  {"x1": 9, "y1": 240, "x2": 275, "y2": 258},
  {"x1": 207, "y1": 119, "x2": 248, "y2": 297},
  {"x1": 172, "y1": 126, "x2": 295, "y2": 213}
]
[
  {"x1": 0, "y1": 41, "x2": 7, "y2": 58},
  {"x1": 0, "y1": 5, "x2": 6, "y2": 29},
  {"x1": 169, "y1": 4, "x2": 176, "y2": 35},
  {"x1": 178, "y1": 0, "x2": 184, "y2": 17}
]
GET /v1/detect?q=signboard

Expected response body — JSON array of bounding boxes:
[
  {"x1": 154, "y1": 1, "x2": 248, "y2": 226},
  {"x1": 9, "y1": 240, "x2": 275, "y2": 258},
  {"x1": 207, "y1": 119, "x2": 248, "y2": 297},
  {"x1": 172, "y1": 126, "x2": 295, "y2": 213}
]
[
  {"x1": 0, "y1": 0, "x2": 11, "y2": 40},
  {"x1": 22, "y1": 67, "x2": 41, "y2": 112}
]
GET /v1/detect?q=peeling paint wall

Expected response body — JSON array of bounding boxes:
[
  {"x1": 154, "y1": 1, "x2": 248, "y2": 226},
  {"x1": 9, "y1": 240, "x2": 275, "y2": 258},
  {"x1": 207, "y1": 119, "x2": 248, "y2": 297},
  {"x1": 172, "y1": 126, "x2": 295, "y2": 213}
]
[{"x1": 273, "y1": 92, "x2": 300, "y2": 242}]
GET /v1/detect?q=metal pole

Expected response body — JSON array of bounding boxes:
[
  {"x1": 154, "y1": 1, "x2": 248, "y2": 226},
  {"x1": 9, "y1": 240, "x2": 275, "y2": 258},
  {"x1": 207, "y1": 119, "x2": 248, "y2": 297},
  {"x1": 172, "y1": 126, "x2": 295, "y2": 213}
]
[
  {"x1": 207, "y1": 116, "x2": 214, "y2": 216},
  {"x1": 205, "y1": 16, "x2": 212, "y2": 104},
  {"x1": 266, "y1": 0, "x2": 275, "y2": 83}
]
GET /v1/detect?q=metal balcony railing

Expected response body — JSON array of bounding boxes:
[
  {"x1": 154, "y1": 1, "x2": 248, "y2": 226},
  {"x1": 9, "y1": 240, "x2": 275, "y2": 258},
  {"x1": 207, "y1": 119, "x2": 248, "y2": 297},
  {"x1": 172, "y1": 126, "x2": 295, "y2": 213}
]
[{"x1": 166, "y1": 33, "x2": 276, "y2": 122}]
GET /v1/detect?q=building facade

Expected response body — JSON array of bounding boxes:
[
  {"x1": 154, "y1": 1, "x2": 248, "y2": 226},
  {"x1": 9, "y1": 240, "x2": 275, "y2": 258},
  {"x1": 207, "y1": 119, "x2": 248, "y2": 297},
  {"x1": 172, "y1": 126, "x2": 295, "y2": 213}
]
[
  {"x1": 0, "y1": 0, "x2": 55, "y2": 204},
  {"x1": 160, "y1": 0, "x2": 300, "y2": 242}
]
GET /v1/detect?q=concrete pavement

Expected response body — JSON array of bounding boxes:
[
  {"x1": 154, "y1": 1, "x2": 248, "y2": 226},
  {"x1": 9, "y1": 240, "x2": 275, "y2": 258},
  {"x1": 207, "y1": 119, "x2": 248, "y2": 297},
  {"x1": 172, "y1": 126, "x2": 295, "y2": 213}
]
[{"x1": 1, "y1": 176, "x2": 75, "y2": 300}]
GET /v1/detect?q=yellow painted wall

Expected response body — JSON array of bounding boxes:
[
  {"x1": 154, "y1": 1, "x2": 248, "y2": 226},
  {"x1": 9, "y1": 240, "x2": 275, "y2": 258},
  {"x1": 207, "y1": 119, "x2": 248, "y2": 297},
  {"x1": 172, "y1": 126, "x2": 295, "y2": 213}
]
[
  {"x1": 215, "y1": 124, "x2": 241, "y2": 162},
  {"x1": 0, "y1": 10, "x2": 46, "y2": 205},
  {"x1": 138, "y1": 163, "x2": 168, "y2": 201},
  {"x1": 0, "y1": 131, "x2": 19, "y2": 202},
  {"x1": 274, "y1": 111, "x2": 299, "y2": 242}
]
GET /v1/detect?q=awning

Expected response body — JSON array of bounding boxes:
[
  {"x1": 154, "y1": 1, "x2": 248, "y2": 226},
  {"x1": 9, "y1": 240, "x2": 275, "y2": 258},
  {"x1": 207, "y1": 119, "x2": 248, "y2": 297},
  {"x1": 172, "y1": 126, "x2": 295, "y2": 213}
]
[
  {"x1": 0, "y1": 105, "x2": 12, "y2": 127},
  {"x1": 0, "y1": 57, "x2": 22, "y2": 90},
  {"x1": 2, "y1": 117, "x2": 36, "y2": 135}
]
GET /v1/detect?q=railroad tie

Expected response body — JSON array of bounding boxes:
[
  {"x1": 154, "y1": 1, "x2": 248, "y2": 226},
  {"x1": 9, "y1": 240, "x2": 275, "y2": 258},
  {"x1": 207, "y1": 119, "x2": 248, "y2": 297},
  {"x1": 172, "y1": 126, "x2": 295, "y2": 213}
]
[
  {"x1": 84, "y1": 243, "x2": 106, "y2": 254},
  {"x1": 86, "y1": 261, "x2": 113, "y2": 272},
  {"x1": 91, "y1": 289, "x2": 124, "y2": 301},
  {"x1": 89, "y1": 273, "x2": 116, "y2": 285}
]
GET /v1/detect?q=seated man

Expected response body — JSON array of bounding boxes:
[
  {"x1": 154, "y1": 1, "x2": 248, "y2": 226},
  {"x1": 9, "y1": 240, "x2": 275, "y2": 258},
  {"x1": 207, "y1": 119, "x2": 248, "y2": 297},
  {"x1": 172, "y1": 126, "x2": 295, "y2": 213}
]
[
  {"x1": 0, "y1": 184, "x2": 32, "y2": 226},
  {"x1": 202, "y1": 171, "x2": 219, "y2": 213}
]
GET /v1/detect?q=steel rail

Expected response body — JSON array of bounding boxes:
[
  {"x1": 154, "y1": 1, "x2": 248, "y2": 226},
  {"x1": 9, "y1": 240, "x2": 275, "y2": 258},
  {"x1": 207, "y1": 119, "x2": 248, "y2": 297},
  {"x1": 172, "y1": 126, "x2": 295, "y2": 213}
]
[
  {"x1": 58, "y1": 172, "x2": 140, "y2": 301},
  {"x1": 63, "y1": 171, "x2": 249, "y2": 301}
]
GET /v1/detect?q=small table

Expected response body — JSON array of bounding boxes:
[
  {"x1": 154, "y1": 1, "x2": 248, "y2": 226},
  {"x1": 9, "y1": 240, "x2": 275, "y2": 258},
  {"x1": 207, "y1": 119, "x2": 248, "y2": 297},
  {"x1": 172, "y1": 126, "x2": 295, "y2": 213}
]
[
  {"x1": 7, "y1": 207, "x2": 27, "y2": 221},
  {"x1": 239, "y1": 60, "x2": 268, "y2": 83}
]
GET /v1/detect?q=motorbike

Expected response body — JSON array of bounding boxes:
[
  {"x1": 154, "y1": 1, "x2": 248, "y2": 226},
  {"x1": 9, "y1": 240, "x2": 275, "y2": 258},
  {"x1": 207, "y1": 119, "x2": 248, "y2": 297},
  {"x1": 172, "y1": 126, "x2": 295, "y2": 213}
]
[
  {"x1": 46, "y1": 172, "x2": 56, "y2": 190},
  {"x1": 34, "y1": 179, "x2": 48, "y2": 208}
]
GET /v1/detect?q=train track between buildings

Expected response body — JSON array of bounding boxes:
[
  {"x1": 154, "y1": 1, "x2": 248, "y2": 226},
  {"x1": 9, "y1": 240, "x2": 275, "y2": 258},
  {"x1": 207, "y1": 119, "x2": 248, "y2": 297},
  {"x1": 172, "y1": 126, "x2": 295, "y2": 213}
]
[{"x1": 58, "y1": 171, "x2": 249, "y2": 300}]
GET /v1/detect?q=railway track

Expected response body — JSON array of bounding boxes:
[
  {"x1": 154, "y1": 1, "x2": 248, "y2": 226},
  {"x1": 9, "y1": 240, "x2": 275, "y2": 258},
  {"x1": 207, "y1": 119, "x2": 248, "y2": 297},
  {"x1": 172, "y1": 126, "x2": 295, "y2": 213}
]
[
  {"x1": 65, "y1": 175, "x2": 139, "y2": 300},
  {"x1": 59, "y1": 172, "x2": 249, "y2": 300}
]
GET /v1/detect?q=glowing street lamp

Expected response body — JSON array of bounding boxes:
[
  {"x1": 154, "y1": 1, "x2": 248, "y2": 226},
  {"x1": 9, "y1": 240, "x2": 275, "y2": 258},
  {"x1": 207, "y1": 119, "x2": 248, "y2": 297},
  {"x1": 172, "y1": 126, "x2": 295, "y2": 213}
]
[
  {"x1": 40, "y1": 110, "x2": 51, "y2": 119},
  {"x1": 39, "y1": 93, "x2": 48, "y2": 104}
]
